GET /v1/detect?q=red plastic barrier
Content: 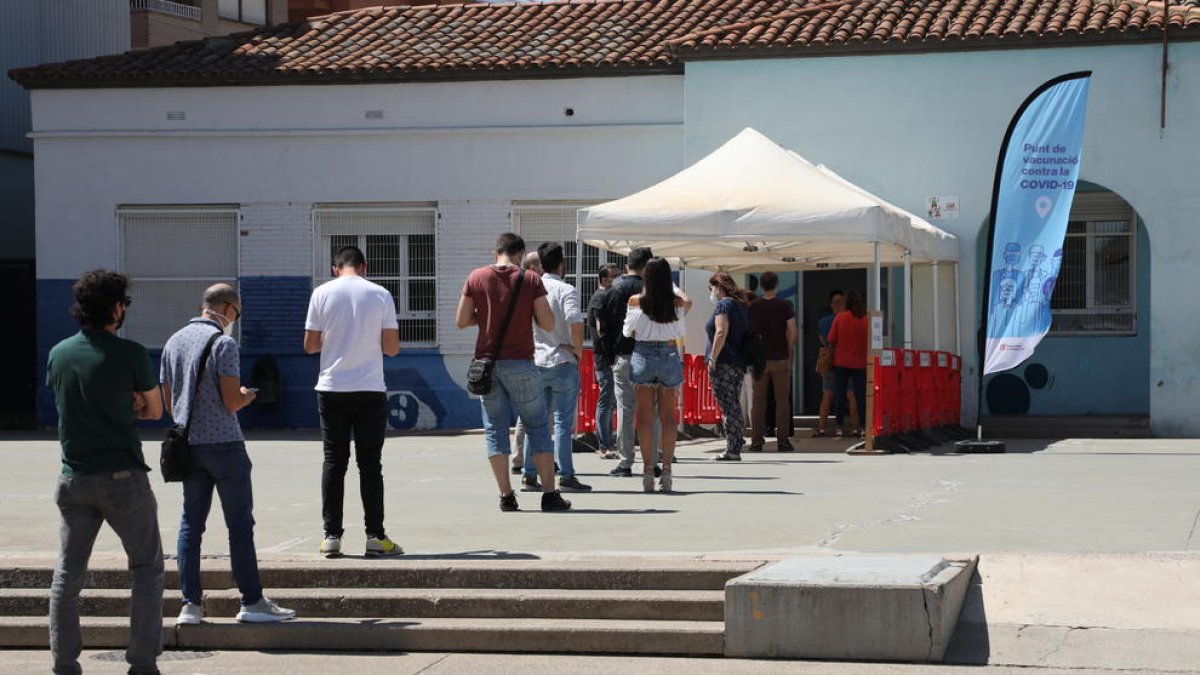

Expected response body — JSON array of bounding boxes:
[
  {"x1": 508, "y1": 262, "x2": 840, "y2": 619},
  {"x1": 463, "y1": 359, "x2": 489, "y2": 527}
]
[
  {"x1": 934, "y1": 352, "x2": 952, "y2": 426},
  {"x1": 683, "y1": 354, "x2": 722, "y2": 425},
  {"x1": 898, "y1": 349, "x2": 918, "y2": 433},
  {"x1": 871, "y1": 349, "x2": 900, "y2": 438},
  {"x1": 575, "y1": 349, "x2": 598, "y2": 434},
  {"x1": 917, "y1": 351, "x2": 937, "y2": 430}
]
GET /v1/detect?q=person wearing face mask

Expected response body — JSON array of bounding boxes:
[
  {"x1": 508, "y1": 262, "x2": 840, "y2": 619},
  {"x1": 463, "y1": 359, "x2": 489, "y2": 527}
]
[
  {"x1": 160, "y1": 284, "x2": 295, "y2": 626},
  {"x1": 46, "y1": 270, "x2": 164, "y2": 675}
]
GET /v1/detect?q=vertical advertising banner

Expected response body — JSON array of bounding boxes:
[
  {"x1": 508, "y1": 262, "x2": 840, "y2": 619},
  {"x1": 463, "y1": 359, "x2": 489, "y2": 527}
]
[{"x1": 983, "y1": 72, "x2": 1092, "y2": 376}]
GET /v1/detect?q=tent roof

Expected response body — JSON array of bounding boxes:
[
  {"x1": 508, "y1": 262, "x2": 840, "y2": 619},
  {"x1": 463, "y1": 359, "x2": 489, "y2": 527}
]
[{"x1": 577, "y1": 128, "x2": 958, "y2": 271}]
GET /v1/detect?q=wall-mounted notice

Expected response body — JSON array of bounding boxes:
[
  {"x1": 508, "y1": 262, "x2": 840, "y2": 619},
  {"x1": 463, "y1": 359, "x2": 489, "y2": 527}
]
[
  {"x1": 925, "y1": 194, "x2": 959, "y2": 220},
  {"x1": 871, "y1": 313, "x2": 884, "y2": 351}
]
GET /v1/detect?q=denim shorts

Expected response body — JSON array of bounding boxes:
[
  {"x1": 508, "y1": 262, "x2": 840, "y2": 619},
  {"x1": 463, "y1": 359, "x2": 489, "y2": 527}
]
[
  {"x1": 630, "y1": 341, "x2": 684, "y2": 388},
  {"x1": 822, "y1": 371, "x2": 836, "y2": 392}
]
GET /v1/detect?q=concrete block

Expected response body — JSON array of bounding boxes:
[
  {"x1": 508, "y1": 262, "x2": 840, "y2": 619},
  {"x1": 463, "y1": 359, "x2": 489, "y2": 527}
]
[{"x1": 724, "y1": 555, "x2": 977, "y2": 662}]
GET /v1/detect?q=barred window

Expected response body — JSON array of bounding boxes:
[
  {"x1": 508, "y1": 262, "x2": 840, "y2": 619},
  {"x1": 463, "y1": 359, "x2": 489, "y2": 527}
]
[
  {"x1": 313, "y1": 205, "x2": 437, "y2": 346},
  {"x1": 118, "y1": 207, "x2": 239, "y2": 348},
  {"x1": 1050, "y1": 194, "x2": 1136, "y2": 335},
  {"x1": 511, "y1": 202, "x2": 627, "y2": 344}
]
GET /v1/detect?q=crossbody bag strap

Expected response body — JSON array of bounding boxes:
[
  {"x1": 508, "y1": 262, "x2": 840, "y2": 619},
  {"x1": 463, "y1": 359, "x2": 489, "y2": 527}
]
[
  {"x1": 182, "y1": 330, "x2": 223, "y2": 439},
  {"x1": 486, "y1": 267, "x2": 526, "y2": 360}
]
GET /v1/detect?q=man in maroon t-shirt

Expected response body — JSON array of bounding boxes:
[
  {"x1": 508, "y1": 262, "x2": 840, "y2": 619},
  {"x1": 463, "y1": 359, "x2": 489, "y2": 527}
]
[
  {"x1": 456, "y1": 233, "x2": 573, "y2": 512},
  {"x1": 749, "y1": 271, "x2": 798, "y2": 452}
]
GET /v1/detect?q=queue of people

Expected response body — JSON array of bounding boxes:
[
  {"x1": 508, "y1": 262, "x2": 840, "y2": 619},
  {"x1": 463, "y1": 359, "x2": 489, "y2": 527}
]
[{"x1": 44, "y1": 233, "x2": 869, "y2": 674}]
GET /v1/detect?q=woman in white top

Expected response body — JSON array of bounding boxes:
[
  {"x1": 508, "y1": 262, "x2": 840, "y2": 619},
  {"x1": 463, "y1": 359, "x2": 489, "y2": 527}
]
[{"x1": 623, "y1": 257, "x2": 691, "y2": 493}]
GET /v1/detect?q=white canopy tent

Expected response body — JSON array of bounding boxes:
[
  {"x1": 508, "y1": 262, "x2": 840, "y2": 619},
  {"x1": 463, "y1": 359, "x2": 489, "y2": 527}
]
[{"x1": 577, "y1": 127, "x2": 961, "y2": 351}]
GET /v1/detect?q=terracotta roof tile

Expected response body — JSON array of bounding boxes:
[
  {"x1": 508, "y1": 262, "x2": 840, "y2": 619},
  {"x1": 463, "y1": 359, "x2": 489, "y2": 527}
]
[
  {"x1": 669, "y1": 0, "x2": 1200, "y2": 55},
  {"x1": 9, "y1": 0, "x2": 1200, "y2": 88}
]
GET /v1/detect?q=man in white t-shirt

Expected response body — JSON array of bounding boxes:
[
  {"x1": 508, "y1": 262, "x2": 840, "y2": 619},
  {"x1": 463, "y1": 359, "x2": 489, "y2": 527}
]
[{"x1": 304, "y1": 246, "x2": 402, "y2": 559}]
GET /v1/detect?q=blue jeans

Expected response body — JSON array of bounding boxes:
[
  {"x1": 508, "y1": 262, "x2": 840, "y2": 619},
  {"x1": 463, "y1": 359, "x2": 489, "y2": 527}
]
[
  {"x1": 526, "y1": 362, "x2": 580, "y2": 480},
  {"x1": 595, "y1": 364, "x2": 616, "y2": 451},
  {"x1": 179, "y1": 441, "x2": 263, "y2": 607},
  {"x1": 481, "y1": 360, "x2": 552, "y2": 459}
]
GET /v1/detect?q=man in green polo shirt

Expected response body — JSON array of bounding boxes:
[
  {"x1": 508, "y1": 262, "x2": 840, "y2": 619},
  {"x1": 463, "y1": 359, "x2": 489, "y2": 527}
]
[{"x1": 45, "y1": 270, "x2": 165, "y2": 675}]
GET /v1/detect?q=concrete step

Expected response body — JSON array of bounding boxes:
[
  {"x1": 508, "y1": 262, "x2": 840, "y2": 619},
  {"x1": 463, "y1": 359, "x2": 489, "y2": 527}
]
[
  {"x1": 0, "y1": 560, "x2": 759, "y2": 591},
  {"x1": 0, "y1": 587, "x2": 725, "y2": 622},
  {"x1": 0, "y1": 616, "x2": 725, "y2": 655},
  {"x1": 981, "y1": 415, "x2": 1152, "y2": 439}
]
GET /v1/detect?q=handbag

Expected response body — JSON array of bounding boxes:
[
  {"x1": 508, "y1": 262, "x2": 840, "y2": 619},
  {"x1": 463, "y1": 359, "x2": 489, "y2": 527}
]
[
  {"x1": 815, "y1": 345, "x2": 833, "y2": 375},
  {"x1": 466, "y1": 268, "x2": 526, "y2": 396},
  {"x1": 160, "y1": 330, "x2": 222, "y2": 482}
]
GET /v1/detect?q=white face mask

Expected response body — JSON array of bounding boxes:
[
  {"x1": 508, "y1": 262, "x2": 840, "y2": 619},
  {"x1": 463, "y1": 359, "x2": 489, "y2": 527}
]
[
  {"x1": 709, "y1": 291, "x2": 719, "y2": 304},
  {"x1": 204, "y1": 309, "x2": 235, "y2": 337}
]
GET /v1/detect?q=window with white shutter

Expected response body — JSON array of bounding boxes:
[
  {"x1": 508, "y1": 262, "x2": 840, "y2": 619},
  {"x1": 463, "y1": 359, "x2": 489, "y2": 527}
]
[
  {"x1": 118, "y1": 206, "x2": 240, "y2": 348},
  {"x1": 1050, "y1": 192, "x2": 1137, "y2": 336}
]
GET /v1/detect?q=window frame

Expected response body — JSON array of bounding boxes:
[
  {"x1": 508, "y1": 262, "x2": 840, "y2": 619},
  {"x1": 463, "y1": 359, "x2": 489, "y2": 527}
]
[
  {"x1": 116, "y1": 205, "x2": 241, "y2": 349},
  {"x1": 1049, "y1": 204, "x2": 1137, "y2": 338},
  {"x1": 219, "y1": 0, "x2": 266, "y2": 25},
  {"x1": 312, "y1": 205, "x2": 439, "y2": 348},
  {"x1": 510, "y1": 201, "x2": 626, "y2": 346}
]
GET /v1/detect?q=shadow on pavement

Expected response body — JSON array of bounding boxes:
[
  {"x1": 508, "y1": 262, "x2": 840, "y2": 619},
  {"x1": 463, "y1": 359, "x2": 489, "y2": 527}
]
[{"x1": 944, "y1": 568, "x2": 990, "y2": 665}]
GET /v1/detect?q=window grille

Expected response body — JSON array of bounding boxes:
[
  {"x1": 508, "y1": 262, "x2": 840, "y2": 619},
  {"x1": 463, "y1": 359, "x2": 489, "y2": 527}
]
[
  {"x1": 313, "y1": 206, "x2": 438, "y2": 347},
  {"x1": 118, "y1": 207, "x2": 239, "y2": 348},
  {"x1": 1050, "y1": 195, "x2": 1136, "y2": 336},
  {"x1": 511, "y1": 203, "x2": 627, "y2": 344}
]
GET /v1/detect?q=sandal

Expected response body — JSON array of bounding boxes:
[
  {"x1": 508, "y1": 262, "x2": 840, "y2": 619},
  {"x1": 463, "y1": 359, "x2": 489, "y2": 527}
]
[
  {"x1": 595, "y1": 449, "x2": 619, "y2": 459},
  {"x1": 813, "y1": 429, "x2": 826, "y2": 437}
]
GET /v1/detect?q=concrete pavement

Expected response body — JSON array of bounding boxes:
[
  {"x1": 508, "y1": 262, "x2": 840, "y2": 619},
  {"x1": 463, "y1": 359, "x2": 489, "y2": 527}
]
[{"x1": 3, "y1": 431, "x2": 1199, "y2": 672}]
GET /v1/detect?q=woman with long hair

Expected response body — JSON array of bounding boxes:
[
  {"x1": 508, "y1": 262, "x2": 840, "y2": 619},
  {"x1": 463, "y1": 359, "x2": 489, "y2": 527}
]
[
  {"x1": 622, "y1": 258, "x2": 690, "y2": 492},
  {"x1": 705, "y1": 272, "x2": 753, "y2": 461},
  {"x1": 827, "y1": 289, "x2": 869, "y2": 438}
]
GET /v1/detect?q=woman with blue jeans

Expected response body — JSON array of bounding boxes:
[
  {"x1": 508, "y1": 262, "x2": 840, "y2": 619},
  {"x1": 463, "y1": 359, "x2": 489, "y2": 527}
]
[{"x1": 622, "y1": 258, "x2": 690, "y2": 493}]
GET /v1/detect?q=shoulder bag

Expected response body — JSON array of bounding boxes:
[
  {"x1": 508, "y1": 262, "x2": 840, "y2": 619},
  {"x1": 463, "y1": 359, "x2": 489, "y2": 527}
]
[
  {"x1": 466, "y1": 268, "x2": 526, "y2": 396},
  {"x1": 160, "y1": 330, "x2": 223, "y2": 482}
]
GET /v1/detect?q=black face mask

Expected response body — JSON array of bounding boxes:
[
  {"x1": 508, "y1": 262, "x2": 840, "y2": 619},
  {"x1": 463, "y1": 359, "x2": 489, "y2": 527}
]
[{"x1": 114, "y1": 304, "x2": 127, "y2": 331}]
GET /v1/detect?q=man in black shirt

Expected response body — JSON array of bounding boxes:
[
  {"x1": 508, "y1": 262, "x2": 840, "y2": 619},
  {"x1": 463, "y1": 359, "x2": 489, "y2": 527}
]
[
  {"x1": 588, "y1": 264, "x2": 621, "y2": 458},
  {"x1": 596, "y1": 247, "x2": 660, "y2": 476}
]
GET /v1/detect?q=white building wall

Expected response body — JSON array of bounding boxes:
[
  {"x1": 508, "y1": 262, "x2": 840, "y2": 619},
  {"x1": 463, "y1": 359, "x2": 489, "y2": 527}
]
[
  {"x1": 30, "y1": 76, "x2": 685, "y2": 278},
  {"x1": 436, "y1": 199, "x2": 514, "y2": 356}
]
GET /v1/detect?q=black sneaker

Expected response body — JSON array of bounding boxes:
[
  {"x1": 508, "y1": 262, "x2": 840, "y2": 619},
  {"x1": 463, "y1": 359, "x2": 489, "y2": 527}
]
[
  {"x1": 499, "y1": 492, "x2": 519, "y2": 512},
  {"x1": 520, "y1": 475, "x2": 541, "y2": 492},
  {"x1": 511, "y1": 465, "x2": 523, "y2": 475},
  {"x1": 609, "y1": 465, "x2": 633, "y2": 477},
  {"x1": 653, "y1": 464, "x2": 662, "y2": 478},
  {"x1": 748, "y1": 444, "x2": 764, "y2": 453},
  {"x1": 777, "y1": 444, "x2": 795, "y2": 453},
  {"x1": 541, "y1": 490, "x2": 572, "y2": 512},
  {"x1": 559, "y1": 476, "x2": 592, "y2": 492}
]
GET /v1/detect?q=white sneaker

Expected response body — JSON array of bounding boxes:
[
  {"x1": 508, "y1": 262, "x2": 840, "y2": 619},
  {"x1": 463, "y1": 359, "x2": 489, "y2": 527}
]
[
  {"x1": 176, "y1": 602, "x2": 203, "y2": 626},
  {"x1": 235, "y1": 597, "x2": 296, "y2": 623},
  {"x1": 319, "y1": 535, "x2": 342, "y2": 559}
]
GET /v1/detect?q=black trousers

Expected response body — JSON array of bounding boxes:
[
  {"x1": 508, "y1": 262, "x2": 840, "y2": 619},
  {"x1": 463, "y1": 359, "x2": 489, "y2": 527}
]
[{"x1": 318, "y1": 391, "x2": 387, "y2": 538}]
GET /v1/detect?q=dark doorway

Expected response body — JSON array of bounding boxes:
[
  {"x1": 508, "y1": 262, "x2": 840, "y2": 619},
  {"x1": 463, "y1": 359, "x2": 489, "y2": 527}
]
[
  {"x1": 800, "y1": 269, "x2": 866, "y2": 414},
  {"x1": 0, "y1": 260, "x2": 36, "y2": 428}
]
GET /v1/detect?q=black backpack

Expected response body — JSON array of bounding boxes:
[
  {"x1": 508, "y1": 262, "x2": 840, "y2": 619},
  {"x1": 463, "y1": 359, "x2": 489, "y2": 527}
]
[{"x1": 736, "y1": 303, "x2": 767, "y2": 378}]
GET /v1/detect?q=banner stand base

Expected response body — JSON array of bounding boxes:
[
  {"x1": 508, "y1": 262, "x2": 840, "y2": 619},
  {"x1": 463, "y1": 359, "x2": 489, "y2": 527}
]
[{"x1": 954, "y1": 439, "x2": 1007, "y2": 453}]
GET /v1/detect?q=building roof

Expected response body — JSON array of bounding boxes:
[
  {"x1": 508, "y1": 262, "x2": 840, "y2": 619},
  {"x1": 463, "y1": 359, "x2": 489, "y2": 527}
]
[
  {"x1": 9, "y1": 0, "x2": 1200, "y2": 89},
  {"x1": 669, "y1": 0, "x2": 1200, "y2": 57}
]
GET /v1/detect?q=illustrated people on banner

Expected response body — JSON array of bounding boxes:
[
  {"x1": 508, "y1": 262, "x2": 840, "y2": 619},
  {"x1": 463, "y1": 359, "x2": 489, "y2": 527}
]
[
  {"x1": 1018, "y1": 244, "x2": 1049, "y2": 333},
  {"x1": 988, "y1": 278, "x2": 1019, "y2": 338}
]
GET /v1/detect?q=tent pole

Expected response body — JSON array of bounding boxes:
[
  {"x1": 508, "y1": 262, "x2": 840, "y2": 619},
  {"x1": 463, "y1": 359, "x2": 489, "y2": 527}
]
[
  {"x1": 903, "y1": 250, "x2": 913, "y2": 349},
  {"x1": 953, "y1": 261, "x2": 961, "y2": 357},
  {"x1": 932, "y1": 261, "x2": 941, "y2": 351},
  {"x1": 872, "y1": 241, "x2": 882, "y2": 312}
]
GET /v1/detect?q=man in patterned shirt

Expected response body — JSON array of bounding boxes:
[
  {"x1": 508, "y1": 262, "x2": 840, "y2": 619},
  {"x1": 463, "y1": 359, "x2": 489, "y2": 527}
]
[{"x1": 160, "y1": 284, "x2": 295, "y2": 626}]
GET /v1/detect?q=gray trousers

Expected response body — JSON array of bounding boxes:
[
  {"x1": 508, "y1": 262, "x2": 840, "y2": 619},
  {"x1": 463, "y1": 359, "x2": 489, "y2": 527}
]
[
  {"x1": 613, "y1": 355, "x2": 661, "y2": 469},
  {"x1": 50, "y1": 471, "x2": 164, "y2": 675}
]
